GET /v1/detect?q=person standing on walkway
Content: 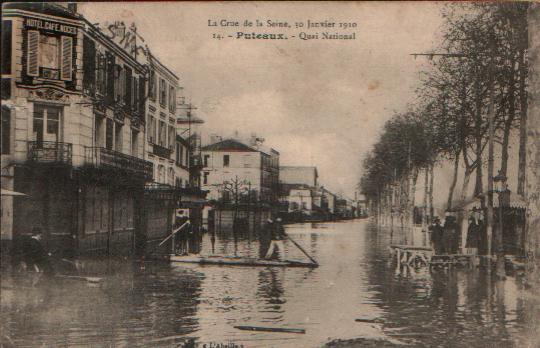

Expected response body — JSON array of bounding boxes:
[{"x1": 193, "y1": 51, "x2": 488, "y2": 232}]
[
  {"x1": 443, "y1": 214, "x2": 458, "y2": 255},
  {"x1": 429, "y1": 217, "x2": 444, "y2": 255}
]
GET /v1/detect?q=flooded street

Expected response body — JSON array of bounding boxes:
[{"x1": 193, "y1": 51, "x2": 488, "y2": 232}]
[{"x1": 2, "y1": 219, "x2": 539, "y2": 347}]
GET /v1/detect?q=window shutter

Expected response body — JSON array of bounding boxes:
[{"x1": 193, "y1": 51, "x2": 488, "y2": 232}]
[
  {"x1": 138, "y1": 76, "x2": 145, "y2": 113},
  {"x1": 82, "y1": 36, "x2": 96, "y2": 94},
  {"x1": 124, "y1": 67, "x2": 132, "y2": 107},
  {"x1": 60, "y1": 36, "x2": 73, "y2": 81},
  {"x1": 27, "y1": 30, "x2": 40, "y2": 77}
]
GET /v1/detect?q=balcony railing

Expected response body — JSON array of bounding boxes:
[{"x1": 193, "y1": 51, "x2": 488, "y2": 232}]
[
  {"x1": 28, "y1": 141, "x2": 72, "y2": 165},
  {"x1": 85, "y1": 147, "x2": 153, "y2": 181},
  {"x1": 152, "y1": 144, "x2": 172, "y2": 159}
]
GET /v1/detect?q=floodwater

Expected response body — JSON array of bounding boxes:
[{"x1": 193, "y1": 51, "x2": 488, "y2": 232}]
[{"x1": 1, "y1": 219, "x2": 539, "y2": 347}]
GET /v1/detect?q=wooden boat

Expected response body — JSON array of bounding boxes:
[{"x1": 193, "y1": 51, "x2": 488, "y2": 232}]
[{"x1": 169, "y1": 254, "x2": 318, "y2": 268}]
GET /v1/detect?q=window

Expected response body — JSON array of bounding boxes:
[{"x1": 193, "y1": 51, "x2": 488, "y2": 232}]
[
  {"x1": 132, "y1": 76, "x2": 138, "y2": 110},
  {"x1": 203, "y1": 172, "x2": 209, "y2": 185},
  {"x1": 106, "y1": 118, "x2": 114, "y2": 150},
  {"x1": 124, "y1": 66, "x2": 132, "y2": 107},
  {"x1": 27, "y1": 31, "x2": 73, "y2": 81},
  {"x1": 148, "y1": 115, "x2": 155, "y2": 143},
  {"x1": 223, "y1": 155, "x2": 230, "y2": 167},
  {"x1": 114, "y1": 122, "x2": 122, "y2": 152},
  {"x1": 158, "y1": 120, "x2": 166, "y2": 147},
  {"x1": 204, "y1": 154, "x2": 210, "y2": 167},
  {"x1": 168, "y1": 125, "x2": 175, "y2": 150},
  {"x1": 114, "y1": 65, "x2": 123, "y2": 102},
  {"x1": 33, "y1": 105, "x2": 61, "y2": 144},
  {"x1": 159, "y1": 78, "x2": 167, "y2": 107},
  {"x1": 96, "y1": 53, "x2": 106, "y2": 95},
  {"x1": 168, "y1": 168, "x2": 175, "y2": 186},
  {"x1": 148, "y1": 70, "x2": 156, "y2": 101},
  {"x1": 82, "y1": 35, "x2": 96, "y2": 94},
  {"x1": 169, "y1": 85, "x2": 176, "y2": 113},
  {"x1": 2, "y1": 21, "x2": 12, "y2": 75},
  {"x1": 179, "y1": 145, "x2": 184, "y2": 166},
  {"x1": 131, "y1": 130, "x2": 138, "y2": 157},
  {"x1": 157, "y1": 165, "x2": 165, "y2": 183},
  {"x1": 1, "y1": 106, "x2": 10, "y2": 154}
]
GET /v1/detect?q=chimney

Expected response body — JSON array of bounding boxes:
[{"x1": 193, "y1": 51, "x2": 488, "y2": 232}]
[{"x1": 67, "y1": 3, "x2": 78, "y2": 13}]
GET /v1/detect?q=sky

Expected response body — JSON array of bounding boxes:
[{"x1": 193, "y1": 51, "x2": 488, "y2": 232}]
[{"x1": 79, "y1": 1, "x2": 445, "y2": 196}]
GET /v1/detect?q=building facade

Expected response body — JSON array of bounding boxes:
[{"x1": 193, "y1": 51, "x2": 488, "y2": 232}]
[
  {"x1": 280, "y1": 166, "x2": 318, "y2": 187},
  {"x1": 201, "y1": 138, "x2": 279, "y2": 204},
  {"x1": 1, "y1": 3, "x2": 153, "y2": 260}
]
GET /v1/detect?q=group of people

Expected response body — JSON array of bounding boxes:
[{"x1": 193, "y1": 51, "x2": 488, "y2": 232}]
[{"x1": 429, "y1": 210, "x2": 485, "y2": 255}]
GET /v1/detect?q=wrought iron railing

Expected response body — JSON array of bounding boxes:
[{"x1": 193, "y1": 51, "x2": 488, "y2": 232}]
[
  {"x1": 152, "y1": 144, "x2": 172, "y2": 159},
  {"x1": 85, "y1": 146, "x2": 153, "y2": 180},
  {"x1": 28, "y1": 141, "x2": 72, "y2": 165}
]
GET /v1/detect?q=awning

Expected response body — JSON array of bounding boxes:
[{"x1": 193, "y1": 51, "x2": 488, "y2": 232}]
[{"x1": 1, "y1": 189, "x2": 27, "y2": 196}]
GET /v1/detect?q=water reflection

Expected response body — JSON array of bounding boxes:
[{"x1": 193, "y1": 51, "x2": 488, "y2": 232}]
[{"x1": 1, "y1": 220, "x2": 538, "y2": 347}]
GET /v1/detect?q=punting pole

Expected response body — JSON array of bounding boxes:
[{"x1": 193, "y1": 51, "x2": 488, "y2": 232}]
[{"x1": 284, "y1": 233, "x2": 319, "y2": 266}]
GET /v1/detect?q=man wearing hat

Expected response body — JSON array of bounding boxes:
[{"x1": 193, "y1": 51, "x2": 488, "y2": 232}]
[{"x1": 263, "y1": 217, "x2": 286, "y2": 261}]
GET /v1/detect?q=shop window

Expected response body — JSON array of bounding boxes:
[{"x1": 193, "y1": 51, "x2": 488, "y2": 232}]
[
  {"x1": 1, "y1": 106, "x2": 10, "y2": 154},
  {"x1": 223, "y1": 155, "x2": 230, "y2": 167},
  {"x1": 33, "y1": 105, "x2": 61, "y2": 144}
]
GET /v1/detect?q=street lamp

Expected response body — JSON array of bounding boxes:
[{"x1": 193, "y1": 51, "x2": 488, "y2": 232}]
[{"x1": 493, "y1": 170, "x2": 509, "y2": 278}]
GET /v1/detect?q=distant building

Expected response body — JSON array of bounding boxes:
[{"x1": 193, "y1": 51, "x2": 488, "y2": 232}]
[
  {"x1": 201, "y1": 138, "x2": 280, "y2": 204},
  {"x1": 280, "y1": 184, "x2": 314, "y2": 214},
  {"x1": 320, "y1": 187, "x2": 337, "y2": 214},
  {"x1": 280, "y1": 166, "x2": 318, "y2": 187}
]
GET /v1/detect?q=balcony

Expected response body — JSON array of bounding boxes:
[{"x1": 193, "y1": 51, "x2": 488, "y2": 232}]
[
  {"x1": 28, "y1": 141, "x2": 72, "y2": 165},
  {"x1": 152, "y1": 144, "x2": 172, "y2": 159},
  {"x1": 85, "y1": 147, "x2": 153, "y2": 181}
]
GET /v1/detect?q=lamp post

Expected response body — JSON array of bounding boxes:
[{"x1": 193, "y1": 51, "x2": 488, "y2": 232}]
[{"x1": 493, "y1": 171, "x2": 508, "y2": 279}]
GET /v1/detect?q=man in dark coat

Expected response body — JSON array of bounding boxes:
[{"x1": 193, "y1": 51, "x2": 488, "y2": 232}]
[
  {"x1": 443, "y1": 215, "x2": 458, "y2": 255},
  {"x1": 25, "y1": 228, "x2": 53, "y2": 275},
  {"x1": 429, "y1": 218, "x2": 444, "y2": 255}
]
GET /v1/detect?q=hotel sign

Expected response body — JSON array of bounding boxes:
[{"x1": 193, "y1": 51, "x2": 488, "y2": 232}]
[{"x1": 25, "y1": 18, "x2": 77, "y2": 35}]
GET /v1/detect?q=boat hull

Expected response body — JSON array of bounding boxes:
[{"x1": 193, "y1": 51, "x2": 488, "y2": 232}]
[{"x1": 170, "y1": 255, "x2": 318, "y2": 268}]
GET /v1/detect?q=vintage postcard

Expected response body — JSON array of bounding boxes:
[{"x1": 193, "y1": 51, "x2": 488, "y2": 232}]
[{"x1": 1, "y1": 1, "x2": 539, "y2": 347}]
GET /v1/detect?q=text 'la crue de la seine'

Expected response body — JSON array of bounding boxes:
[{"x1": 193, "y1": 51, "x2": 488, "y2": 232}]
[{"x1": 208, "y1": 19, "x2": 357, "y2": 41}]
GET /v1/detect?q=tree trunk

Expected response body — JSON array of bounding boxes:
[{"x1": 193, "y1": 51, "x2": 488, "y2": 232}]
[
  {"x1": 422, "y1": 166, "x2": 429, "y2": 228},
  {"x1": 474, "y1": 72, "x2": 484, "y2": 198},
  {"x1": 447, "y1": 151, "x2": 460, "y2": 210},
  {"x1": 429, "y1": 163, "x2": 434, "y2": 220},
  {"x1": 410, "y1": 167, "x2": 419, "y2": 227},
  {"x1": 517, "y1": 47, "x2": 528, "y2": 196},
  {"x1": 501, "y1": 57, "x2": 517, "y2": 177},
  {"x1": 460, "y1": 166, "x2": 473, "y2": 201}
]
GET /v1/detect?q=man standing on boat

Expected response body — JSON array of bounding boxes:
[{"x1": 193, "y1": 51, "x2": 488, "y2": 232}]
[{"x1": 264, "y1": 217, "x2": 286, "y2": 261}]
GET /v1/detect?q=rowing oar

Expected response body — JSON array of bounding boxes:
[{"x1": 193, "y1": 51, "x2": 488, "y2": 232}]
[{"x1": 284, "y1": 233, "x2": 319, "y2": 266}]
